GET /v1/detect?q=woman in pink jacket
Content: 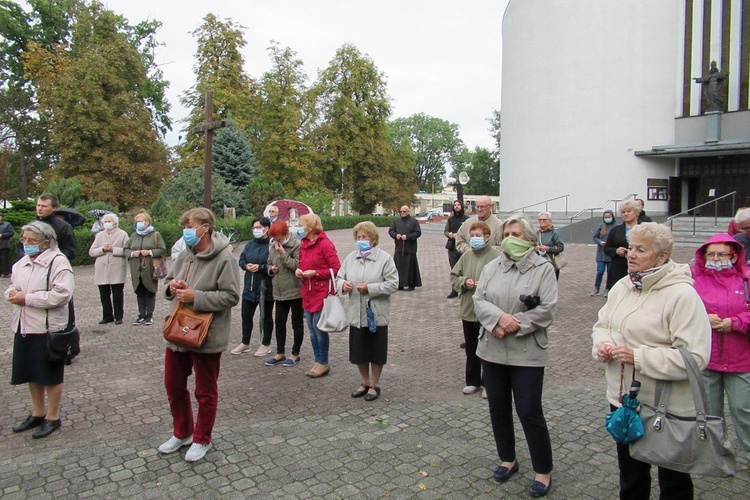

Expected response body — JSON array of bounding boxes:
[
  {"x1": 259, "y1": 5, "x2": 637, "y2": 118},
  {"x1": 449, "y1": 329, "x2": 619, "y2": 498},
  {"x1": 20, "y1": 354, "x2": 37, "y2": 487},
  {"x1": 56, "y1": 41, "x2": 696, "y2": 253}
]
[
  {"x1": 295, "y1": 214, "x2": 341, "y2": 378},
  {"x1": 692, "y1": 232, "x2": 750, "y2": 467}
]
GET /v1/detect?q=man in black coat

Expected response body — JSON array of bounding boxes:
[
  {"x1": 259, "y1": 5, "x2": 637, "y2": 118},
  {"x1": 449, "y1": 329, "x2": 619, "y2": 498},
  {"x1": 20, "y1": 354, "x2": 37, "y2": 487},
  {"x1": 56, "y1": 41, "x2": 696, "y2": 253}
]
[
  {"x1": 635, "y1": 199, "x2": 652, "y2": 224},
  {"x1": 444, "y1": 200, "x2": 468, "y2": 298},
  {"x1": 36, "y1": 194, "x2": 77, "y2": 261},
  {"x1": 388, "y1": 205, "x2": 422, "y2": 291}
]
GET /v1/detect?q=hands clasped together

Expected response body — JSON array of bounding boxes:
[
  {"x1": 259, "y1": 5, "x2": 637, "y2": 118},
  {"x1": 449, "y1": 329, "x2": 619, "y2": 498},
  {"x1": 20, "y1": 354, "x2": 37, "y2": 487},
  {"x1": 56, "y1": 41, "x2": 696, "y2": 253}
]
[
  {"x1": 596, "y1": 343, "x2": 635, "y2": 365},
  {"x1": 169, "y1": 279, "x2": 195, "y2": 303}
]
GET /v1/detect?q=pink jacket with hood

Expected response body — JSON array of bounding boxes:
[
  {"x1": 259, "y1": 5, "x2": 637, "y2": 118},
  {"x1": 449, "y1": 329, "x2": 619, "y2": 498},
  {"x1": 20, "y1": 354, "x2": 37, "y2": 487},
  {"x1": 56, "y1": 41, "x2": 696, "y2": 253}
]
[{"x1": 692, "y1": 233, "x2": 750, "y2": 373}]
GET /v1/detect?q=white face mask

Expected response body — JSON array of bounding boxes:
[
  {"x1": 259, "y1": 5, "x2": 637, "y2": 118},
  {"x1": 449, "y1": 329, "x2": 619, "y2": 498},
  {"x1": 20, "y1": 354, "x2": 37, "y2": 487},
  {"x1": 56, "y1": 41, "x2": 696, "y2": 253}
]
[
  {"x1": 705, "y1": 259, "x2": 734, "y2": 271},
  {"x1": 103, "y1": 222, "x2": 114, "y2": 231},
  {"x1": 252, "y1": 228, "x2": 265, "y2": 239}
]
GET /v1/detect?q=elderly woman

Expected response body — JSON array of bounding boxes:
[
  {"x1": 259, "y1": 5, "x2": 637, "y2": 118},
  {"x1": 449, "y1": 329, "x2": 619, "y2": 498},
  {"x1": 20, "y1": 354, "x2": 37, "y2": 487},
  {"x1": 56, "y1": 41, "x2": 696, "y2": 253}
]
[
  {"x1": 231, "y1": 217, "x2": 274, "y2": 357},
  {"x1": 5, "y1": 221, "x2": 74, "y2": 439},
  {"x1": 336, "y1": 222, "x2": 398, "y2": 401},
  {"x1": 692, "y1": 233, "x2": 750, "y2": 468},
  {"x1": 593, "y1": 223, "x2": 711, "y2": 499},
  {"x1": 603, "y1": 200, "x2": 641, "y2": 292},
  {"x1": 265, "y1": 221, "x2": 304, "y2": 367},
  {"x1": 159, "y1": 208, "x2": 241, "y2": 462},
  {"x1": 89, "y1": 213, "x2": 128, "y2": 325},
  {"x1": 474, "y1": 214, "x2": 557, "y2": 498},
  {"x1": 535, "y1": 211, "x2": 564, "y2": 280},
  {"x1": 450, "y1": 221, "x2": 501, "y2": 395},
  {"x1": 295, "y1": 214, "x2": 341, "y2": 378},
  {"x1": 125, "y1": 209, "x2": 166, "y2": 326}
]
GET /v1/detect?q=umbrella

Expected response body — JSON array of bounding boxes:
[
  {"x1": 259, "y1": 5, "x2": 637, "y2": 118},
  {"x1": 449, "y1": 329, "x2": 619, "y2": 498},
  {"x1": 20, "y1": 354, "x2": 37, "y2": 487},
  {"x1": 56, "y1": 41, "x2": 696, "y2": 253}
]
[
  {"x1": 605, "y1": 382, "x2": 645, "y2": 444},
  {"x1": 88, "y1": 209, "x2": 114, "y2": 219},
  {"x1": 264, "y1": 199, "x2": 314, "y2": 222},
  {"x1": 54, "y1": 207, "x2": 86, "y2": 227}
]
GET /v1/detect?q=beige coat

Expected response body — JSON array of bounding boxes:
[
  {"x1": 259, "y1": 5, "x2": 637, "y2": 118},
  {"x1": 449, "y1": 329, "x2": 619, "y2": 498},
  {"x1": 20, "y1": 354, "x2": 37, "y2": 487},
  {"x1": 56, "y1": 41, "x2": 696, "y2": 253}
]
[
  {"x1": 125, "y1": 230, "x2": 166, "y2": 293},
  {"x1": 89, "y1": 228, "x2": 129, "y2": 285}
]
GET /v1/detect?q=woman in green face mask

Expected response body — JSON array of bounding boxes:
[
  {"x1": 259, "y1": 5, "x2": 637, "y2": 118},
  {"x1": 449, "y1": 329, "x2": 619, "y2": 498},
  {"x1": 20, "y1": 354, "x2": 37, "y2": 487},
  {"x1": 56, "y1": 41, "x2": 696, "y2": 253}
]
[{"x1": 472, "y1": 214, "x2": 558, "y2": 498}]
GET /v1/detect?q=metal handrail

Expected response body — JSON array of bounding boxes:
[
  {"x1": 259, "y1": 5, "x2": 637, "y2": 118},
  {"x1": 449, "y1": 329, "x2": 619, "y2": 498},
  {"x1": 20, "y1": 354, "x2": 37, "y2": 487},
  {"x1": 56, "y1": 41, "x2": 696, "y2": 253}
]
[
  {"x1": 666, "y1": 191, "x2": 736, "y2": 235},
  {"x1": 568, "y1": 193, "x2": 638, "y2": 224},
  {"x1": 509, "y1": 195, "x2": 569, "y2": 215}
]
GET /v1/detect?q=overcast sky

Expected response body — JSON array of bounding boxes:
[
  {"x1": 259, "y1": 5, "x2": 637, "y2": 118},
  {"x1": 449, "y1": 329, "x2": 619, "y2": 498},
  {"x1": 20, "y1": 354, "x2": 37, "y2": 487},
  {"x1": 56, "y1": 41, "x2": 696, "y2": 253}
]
[{"x1": 102, "y1": 0, "x2": 507, "y2": 151}]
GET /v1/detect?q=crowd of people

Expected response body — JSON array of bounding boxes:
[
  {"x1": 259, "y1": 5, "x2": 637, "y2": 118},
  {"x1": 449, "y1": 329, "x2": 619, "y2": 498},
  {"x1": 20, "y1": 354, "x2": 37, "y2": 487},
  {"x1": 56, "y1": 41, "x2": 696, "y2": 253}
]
[{"x1": 5, "y1": 196, "x2": 750, "y2": 498}]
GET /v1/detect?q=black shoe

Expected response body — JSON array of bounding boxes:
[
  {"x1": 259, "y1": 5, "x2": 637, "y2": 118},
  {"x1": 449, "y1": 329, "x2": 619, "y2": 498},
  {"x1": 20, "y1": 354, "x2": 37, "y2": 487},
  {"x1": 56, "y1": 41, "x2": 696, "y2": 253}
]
[
  {"x1": 32, "y1": 419, "x2": 61, "y2": 439},
  {"x1": 99, "y1": 319, "x2": 114, "y2": 324},
  {"x1": 447, "y1": 291, "x2": 458, "y2": 298},
  {"x1": 13, "y1": 415, "x2": 45, "y2": 433},
  {"x1": 364, "y1": 387, "x2": 381, "y2": 401},
  {"x1": 493, "y1": 462, "x2": 519, "y2": 483},
  {"x1": 528, "y1": 478, "x2": 551, "y2": 497},
  {"x1": 351, "y1": 385, "x2": 369, "y2": 398},
  {"x1": 404, "y1": 287, "x2": 414, "y2": 291},
  {"x1": 459, "y1": 342, "x2": 466, "y2": 349},
  {"x1": 114, "y1": 319, "x2": 123, "y2": 325}
]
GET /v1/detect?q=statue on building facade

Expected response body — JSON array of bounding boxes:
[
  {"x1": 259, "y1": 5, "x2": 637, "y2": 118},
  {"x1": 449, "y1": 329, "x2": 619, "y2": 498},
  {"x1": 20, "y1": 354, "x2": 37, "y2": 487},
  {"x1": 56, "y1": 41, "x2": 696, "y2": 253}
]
[{"x1": 693, "y1": 61, "x2": 728, "y2": 113}]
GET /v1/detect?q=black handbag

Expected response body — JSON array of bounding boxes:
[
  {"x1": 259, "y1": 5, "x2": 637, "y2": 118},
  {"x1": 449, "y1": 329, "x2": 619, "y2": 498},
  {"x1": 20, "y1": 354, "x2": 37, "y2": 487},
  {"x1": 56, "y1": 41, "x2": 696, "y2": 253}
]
[{"x1": 44, "y1": 255, "x2": 80, "y2": 365}]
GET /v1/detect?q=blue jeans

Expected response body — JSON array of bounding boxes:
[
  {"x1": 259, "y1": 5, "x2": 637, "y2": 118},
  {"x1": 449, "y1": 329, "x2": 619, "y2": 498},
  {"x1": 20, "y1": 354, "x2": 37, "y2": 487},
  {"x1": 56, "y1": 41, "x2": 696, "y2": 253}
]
[
  {"x1": 595, "y1": 261, "x2": 610, "y2": 291},
  {"x1": 305, "y1": 311, "x2": 329, "y2": 364}
]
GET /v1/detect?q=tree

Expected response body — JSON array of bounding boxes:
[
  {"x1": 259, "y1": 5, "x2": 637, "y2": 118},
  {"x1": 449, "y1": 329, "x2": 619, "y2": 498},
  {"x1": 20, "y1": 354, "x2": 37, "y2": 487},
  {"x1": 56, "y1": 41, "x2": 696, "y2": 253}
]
[
  {"x1": 160, "y1": 167, "x2": 244, "y2": 216},
  {"x1": 179, "y1": 14, "x2": 256, "y2": 166},
  {"x1": 254, "y1": 41, "x2": 319, "y2": 195},
  {"x1": 212, "y1": 118, "x2": 256, "y2": 189},
  {"x1": 461, "y1": 147, "x2": 499, "y2": 196},
  {"x1": 23, "y1": 2, "x2": 170, "y2": 209},
  {"x1": 244, "y1": 173, "x2": 286, "y2": 217},
  {"x1": 314, "y1": 43, "x2": 398, "y2": 214},
  {"x1": 488, "y1": 109, "x2": 501, "y2": 157},
  {"x1": 46, "y1": 177, "x2": 83, "y2": 207},
  {"x1": 296, "y1": 189, "x2": 333, "y2": 216},
  {"x1": 389, "y1": 113, "x2": 465, "y2": 190}
]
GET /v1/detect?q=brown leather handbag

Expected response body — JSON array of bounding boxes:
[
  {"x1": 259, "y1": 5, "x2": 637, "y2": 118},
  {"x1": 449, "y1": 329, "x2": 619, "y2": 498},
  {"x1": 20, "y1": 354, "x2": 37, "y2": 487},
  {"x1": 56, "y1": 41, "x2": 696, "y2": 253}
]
[{"x1": 163, "y1": 261, "x2": 213, "y2": 349}]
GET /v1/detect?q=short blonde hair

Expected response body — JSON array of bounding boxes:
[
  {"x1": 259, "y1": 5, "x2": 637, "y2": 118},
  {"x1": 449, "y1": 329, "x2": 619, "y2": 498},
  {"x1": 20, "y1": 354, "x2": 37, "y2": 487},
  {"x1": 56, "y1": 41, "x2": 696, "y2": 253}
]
[
  {"x1": 620, "y1": 200, "x2": 641, "y2": 215},
  {"x1": 353, "y1": 221, "x2": 379, "y2": 245},
  {"x1": 135, "y1": 209, "x2": 152, "y2": 226},
  {"x1": 179, "y1": 207, "x2": 215, "y2": 234},
  {"x1": 299, "y1": 214, "x2": 323, "y2": 235},
  {"x1": 629, "y1": 222, "x2": 673, "y2": 257}
]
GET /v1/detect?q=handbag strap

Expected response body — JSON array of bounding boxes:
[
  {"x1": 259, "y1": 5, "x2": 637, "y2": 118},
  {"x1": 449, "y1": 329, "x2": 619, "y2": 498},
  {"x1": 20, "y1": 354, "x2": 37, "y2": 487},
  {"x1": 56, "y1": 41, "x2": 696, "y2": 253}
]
[
  {"x1": 44, "y1": 254, "x2": 74, "y2": 330},
  {"x1": 327, "y1": 268, "x2": 336, "y2": 295},
  {"x1": 743, "y1": 278, "x2": 749, "y2": 312},
  {"x1": 653, "y1": 347, "x2": 709, "y2": 424}
]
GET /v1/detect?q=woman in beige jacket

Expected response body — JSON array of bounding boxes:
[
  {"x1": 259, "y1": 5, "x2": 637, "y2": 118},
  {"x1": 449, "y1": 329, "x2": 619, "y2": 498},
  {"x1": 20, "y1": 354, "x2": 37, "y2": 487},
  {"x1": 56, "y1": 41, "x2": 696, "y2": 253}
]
[{"x1": 89, "y1": 213, "x2": 128, "y2": 324}]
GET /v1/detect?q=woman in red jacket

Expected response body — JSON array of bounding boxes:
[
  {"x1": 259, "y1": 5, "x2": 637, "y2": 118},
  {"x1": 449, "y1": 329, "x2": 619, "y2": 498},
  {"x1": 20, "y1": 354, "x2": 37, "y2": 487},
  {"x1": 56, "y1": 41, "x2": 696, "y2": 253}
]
[{"x1": 295, "y1": 214, "x2": 341, "y2": 378}]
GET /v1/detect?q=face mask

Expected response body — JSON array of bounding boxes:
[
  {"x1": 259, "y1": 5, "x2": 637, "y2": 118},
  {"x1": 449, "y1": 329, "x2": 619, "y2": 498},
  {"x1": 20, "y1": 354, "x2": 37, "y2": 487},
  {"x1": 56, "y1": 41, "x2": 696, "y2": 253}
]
[
  {"x1": 103, "y1": 222, "x2": 114, "y2": 231},
  {"x1": 470, "y1": 236, "x2": 486, "y2": 249},
  {"x1": 296, "y1": 227, "x2": 308, "y2": 241},
  {"x1": 604, "y1": 218, "x2": 614, "y2": 224},
  {"x1": 705, "y1": 259, "x2": 734, "y2": 271},
  {"x1": 24, "y1": 244, "x2": 41, "y2": 256},
  {"x1": 136, "y1": 221, "x2": 146, "y2": 231},
  {"x1": 253, "y1": 228, "x2": 265, "y2": 239},
  {"x1": 500, "y1": 236, "x2": 535, "y2": 261},
  {"x1": 356, "y1": 240, "x2": 371, "y2": 251},
  {"x1": 183, "y1": 227, "x2": 202, "y2": 247}
]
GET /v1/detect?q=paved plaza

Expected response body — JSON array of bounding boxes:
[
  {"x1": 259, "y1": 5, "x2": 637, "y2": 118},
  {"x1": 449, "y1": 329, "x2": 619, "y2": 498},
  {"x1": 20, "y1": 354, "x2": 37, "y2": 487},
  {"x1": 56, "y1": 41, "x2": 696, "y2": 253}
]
[{"x1": 0, "y1": 224, "x2": 748, "y2": 499}]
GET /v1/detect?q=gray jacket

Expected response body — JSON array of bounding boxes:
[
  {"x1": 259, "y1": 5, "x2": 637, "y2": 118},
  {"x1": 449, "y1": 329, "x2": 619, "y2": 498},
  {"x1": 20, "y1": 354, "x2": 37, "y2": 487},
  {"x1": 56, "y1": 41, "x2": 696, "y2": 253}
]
[
  {"x1": 335, "y1": 246, "x2": 399, "y2": 328},
  {"x1": 267, "y1": 237, "x2": 302, "y2": 301},
  {"x1": 0, "y1": 220, "x2": 14, "y2": 250},
  {"x1": 473, "y1": 249, "x2": 558, "y2": 367},
  {"x1": 164, "y1": 232, "x2": 241, "y2": 353}
]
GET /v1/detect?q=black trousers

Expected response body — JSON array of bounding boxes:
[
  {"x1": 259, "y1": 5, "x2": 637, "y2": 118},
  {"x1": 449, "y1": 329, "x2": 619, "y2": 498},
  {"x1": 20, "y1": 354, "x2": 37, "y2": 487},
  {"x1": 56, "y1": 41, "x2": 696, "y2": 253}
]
[
  {"x1": 0, "y1": 247, "x2": 9, "y2": 276},
  {"x1": 610, "y1": 405, "x2": 694, "y2": 499},
  {"x1": 274, "y1": 298, "x2": 304, "y2": 356},
  {"x1": 135, "y1": 281, "x2": 156, "y2": 320},
  {"x1": 461, "y1": 320, "x2": 482, "y2": 387},
  {"x1": 241, "y1": 299, "x2": 274, "y2": 346},
  {"x1": 98, "y1": 283, "x2": 125, "y2": 321},
  {"x1": 482, "y1": 361, "x2": 553, "y2": 474}
]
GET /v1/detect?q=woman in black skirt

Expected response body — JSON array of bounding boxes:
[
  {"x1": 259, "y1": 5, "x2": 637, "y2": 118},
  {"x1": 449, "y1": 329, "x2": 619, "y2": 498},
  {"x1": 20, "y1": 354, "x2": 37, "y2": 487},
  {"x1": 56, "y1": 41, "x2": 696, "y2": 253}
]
[
  {"x1": 5, "y1": 221, "x2": 74, "y2": 439},
  {"x1": 336, "y1": 222, "x2": 399, "y2": 401}
]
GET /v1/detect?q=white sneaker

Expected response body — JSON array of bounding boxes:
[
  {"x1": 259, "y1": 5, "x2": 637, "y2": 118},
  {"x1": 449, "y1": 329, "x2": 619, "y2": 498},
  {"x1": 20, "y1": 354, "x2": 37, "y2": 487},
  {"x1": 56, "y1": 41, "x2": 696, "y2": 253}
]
[
  {"x1": 254, "y1": 345, "x2": 273, "y2": 357},
  {"x1": 603, "y1": 290, "x2": 609, "y2": 298},
  {"x1": 482, "y1": 388, "x2": 488, "y2": 399},
  {"x1": 589, "y1": 289, "x2": 600, "y2": 296},
  {"x1": 231, "y1": 343, "x2": 251, "y2": 355},
  {"x1": 462, "y1": 385, "x2": 481, "y2": 395},
  {"x1": 185, "y1": 442, "x2": 212, "y2": 462},
  {"x1": 158, "y1": 435, "x2": 193, "y2": 454}
]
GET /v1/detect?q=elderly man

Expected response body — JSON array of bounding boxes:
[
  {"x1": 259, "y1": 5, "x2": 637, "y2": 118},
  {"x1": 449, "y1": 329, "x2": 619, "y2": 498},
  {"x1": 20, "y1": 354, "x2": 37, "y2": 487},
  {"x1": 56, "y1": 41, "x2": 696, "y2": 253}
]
[
  {"x1": 268, "y1": 205, "x2": 280, "y2": 224},
  {"x1": 454, "y1": 196, "x2": 503, "y2": 253},
  {"x1": 388, "y1": 205, "x2": 422, "y2": 291},
  {"x1": 635, "y1": 198, "x2": 653, "y2": 223},
  {"x1": 734, "y1": 208, "x2": 750, "y2": 265},
  {"x1": 0, "y1": 212, "x2": 14, "y2": 278}
]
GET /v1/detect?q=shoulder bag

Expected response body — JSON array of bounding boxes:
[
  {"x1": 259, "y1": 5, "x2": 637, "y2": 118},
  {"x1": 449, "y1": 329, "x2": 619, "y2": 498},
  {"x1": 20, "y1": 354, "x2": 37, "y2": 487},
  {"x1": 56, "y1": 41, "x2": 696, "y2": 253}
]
[
  {"x1": 316, "y1": 268, "x2": 348, "y2": 333},
  {"x1": 629, "y1": 347, "x2": 736, "y2": 477},
  {"x1": 163, "y1": 261, "x2": 213, "y2": 349},
  {"x1": 537, "y1": 231, "x2": 568, "y2": 270},
  {"x1": 151, "y1": 232, "x2": 168, "y2": 280},
  {"x1": 45, "y1": 255, "x2": 80, "y2": 365}
]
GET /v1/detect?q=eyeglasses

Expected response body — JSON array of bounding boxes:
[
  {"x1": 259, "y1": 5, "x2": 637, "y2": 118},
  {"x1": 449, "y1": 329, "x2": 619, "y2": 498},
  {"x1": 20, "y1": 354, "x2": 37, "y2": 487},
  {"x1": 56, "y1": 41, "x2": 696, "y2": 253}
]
[
  {"x1": 705, "y1": 252, "x2": 734, "y2": 259},
  {"x1": 19, "y1": 237, "x2": 43, "y2": 244},
  {"x1": 738, "y1": 226, "x2": 750, "y2": 232},
  {"x1": 399, "y1": 210, "x2": 408, "y2": 213},
  {"x1": 476, "y1": 205, "x2": 490, "y2": 209}
]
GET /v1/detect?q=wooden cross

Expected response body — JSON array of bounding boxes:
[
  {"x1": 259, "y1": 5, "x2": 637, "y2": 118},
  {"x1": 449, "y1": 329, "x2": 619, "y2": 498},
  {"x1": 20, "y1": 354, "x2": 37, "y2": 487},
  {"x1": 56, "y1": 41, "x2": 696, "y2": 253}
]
[{"x1": 191, "y1": 90, "x2": 226, "y2": 209}]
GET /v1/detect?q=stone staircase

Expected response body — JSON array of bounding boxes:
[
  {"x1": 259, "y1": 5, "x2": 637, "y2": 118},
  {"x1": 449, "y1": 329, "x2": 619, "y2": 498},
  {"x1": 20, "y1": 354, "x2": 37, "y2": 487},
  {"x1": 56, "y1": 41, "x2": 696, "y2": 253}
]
[{"x1": 668, "y1": 216, "x2": 734, "y2": 247}]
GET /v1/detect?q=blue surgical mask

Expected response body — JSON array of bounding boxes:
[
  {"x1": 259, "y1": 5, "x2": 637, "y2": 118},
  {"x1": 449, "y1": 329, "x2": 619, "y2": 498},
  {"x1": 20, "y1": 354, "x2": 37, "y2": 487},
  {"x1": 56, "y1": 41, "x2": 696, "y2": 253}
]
[
  {"x1": 470, "y1": 236, "x2": 486, "y2": 249},
  {"x1": 604, "y1": 218, "x2": 614, "y2": 224},
  {"x1": 136, "y1": 221, "x2": 146, "y2": 231},
  {"x1": 296, "y1": 227, "x2": 308, "y2": 241},
  {"x1": 23, "y1": 244, "x2": 41, "y2": 256},
  {"x1": 356, "y1": 240, "x2": 371, "y2": 251},
  {"x1": 183, "y1": 228, "x2": 200, "y2": 247}
]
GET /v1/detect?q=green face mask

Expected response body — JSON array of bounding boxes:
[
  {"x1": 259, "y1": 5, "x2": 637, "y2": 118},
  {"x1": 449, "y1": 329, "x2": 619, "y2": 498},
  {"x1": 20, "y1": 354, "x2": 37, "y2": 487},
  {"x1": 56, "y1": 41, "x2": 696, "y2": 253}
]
[{"x1": 500, "y1": 236, "x2": 535, "y2": 261}]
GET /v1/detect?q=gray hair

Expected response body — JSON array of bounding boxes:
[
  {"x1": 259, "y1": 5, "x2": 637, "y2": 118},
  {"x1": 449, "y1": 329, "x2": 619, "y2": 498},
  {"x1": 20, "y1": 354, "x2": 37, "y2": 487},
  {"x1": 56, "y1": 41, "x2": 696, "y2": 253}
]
[
  {"x1": 619, "y1": 200, "x2": 641, "y2": 215},
  {"x1": 538, "y1": 211, "x2": 552, "y2": 220},
  {"x1": 502, "y1": 213, "x2": 537, "y2": 242},
  {"x1": 21, "y1": 221, "x2": 58, "y2": 248},
  {"x1": 735, "y1": 208, "x2": 750, "y2": 225},
  {"x1": 628, "y1": 222, "x2": 673, "y2": 257},
  {"x1": 102, "y1": 213, "x2": 119, "y2": 225}
]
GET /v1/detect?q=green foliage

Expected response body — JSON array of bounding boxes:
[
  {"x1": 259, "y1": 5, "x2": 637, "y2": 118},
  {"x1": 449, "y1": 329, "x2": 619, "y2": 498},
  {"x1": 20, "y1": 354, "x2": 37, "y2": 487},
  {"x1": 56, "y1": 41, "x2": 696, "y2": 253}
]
[
  {"x1": 318, "y1": 215, "x2": 395, "y2": 230},
  {"x1": 46, "y1": 178, "x2": 83, "y2": 207},
  {"x1": 488, "y1": 109, "x2": 501, "y2": 157},
  {"x1": 7, "y1": 199, "x2": 36, "y2": 211},
  {"x1": 212, "y1": 118, "x2": 256, "y2": 189},
  {"x1": 244, "y1": 173, "x2": 286, "y2": 216},
  {"x1": 461, "y1": 147, "x2": 499, "y2": 196},
  {"x1": 295, "y1": 189, "x2": 333, "y2": 216},
  {"x1": 160, "y1": 167, "x2": 244, "y2": 216}
]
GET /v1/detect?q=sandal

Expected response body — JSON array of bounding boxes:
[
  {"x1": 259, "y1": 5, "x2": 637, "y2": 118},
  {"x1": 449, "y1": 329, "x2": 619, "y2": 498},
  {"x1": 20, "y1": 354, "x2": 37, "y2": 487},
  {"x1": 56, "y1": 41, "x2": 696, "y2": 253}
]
[{"x1": 351, "y1": 385, "x2": 369, "y2": 398}]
